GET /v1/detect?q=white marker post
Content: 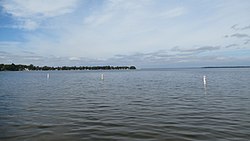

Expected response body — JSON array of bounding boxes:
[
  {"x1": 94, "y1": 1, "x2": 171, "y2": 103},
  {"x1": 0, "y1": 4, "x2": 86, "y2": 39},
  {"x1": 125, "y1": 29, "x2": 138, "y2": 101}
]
[
  {"x1": 101, "y1": 74, "x2": 104, "y2": 80},
  {"x1": 203, "y1": 75, "x2": 207, "y2": 94},
  {"x1": 47, "y1": 73, "x2": 50, "y2": 79},
  {"x1": 203, "y1": 75, "x2": 206, "y2": 86}
]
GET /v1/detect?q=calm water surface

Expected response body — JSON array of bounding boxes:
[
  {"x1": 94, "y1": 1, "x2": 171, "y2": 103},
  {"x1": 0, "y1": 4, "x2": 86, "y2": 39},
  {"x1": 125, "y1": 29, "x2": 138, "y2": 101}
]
[{"x1": 0, "y1": 68, "x2": 250, "y2": 141}]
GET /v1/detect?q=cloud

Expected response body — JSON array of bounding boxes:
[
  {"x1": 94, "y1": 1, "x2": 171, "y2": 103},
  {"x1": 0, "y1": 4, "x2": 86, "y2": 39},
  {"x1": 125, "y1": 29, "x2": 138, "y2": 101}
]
[
  {"x1": 2, "y1": 47, "x2": 250, "y2": 68},
  {"x1": 231, "y1": 33, "x2": 249, "y2": 38},
  {"x1": 2, "y1": 0, "x2": 79, "y2": 18},
  {"x1": 171, "y1": 46, "x2": 220, "y2": 53},
  {"x1": 106, "y1": 48, "x2": 250, "y2": 68},
  {"x1": 21, "y1": 51, "x2": 35, "y2": 55},
  {"x1": 231, "y1": 24, "x2": 250, "y2": 30},
  {"x1": 1, "y1": 0, "x2": 79, "y2": 30},
  {"x1": 231, "y1": 24, "x2": 239, "y2": 30},
  {"x1": 225, "y1": 44, "x2": 238, "y2": 48},
  {"x1": 69, "y1": 57, "x2": 81, "y2": 61},
  {"x1": 84, "y1": 13, "x2": 114, "y2": 27},
  {"x1": 158, "y1": 7, "x2": 186, "y2": 19},
  {"x1": 0, "y1": 51, "x2": 8, "y2": 54},
  {"x1": 241, "y1": 25, "x2": 250, "y2": 30},
  {"x1": 0, "y1": 51, "x2": 101, "y2": 66},
  {"x1": 244, "y1": 39, "x2": 250, "y2": 45},
  {"x1": 0, "y1": 42, "x2": 22, "y2": 53},
  {"x1": 0, "y1": 52, "x2": 42, "y2": 64},
  {"x1": 21, "y1": 19, "x2": 39, "y2": 30},
  {"x1": 0, "y1": 41, "x2": 21, "y2": 47}
]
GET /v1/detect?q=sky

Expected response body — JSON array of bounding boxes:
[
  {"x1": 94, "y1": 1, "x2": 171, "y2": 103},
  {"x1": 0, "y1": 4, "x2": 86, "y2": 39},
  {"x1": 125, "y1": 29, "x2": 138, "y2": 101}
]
[{"x1": 0, "y1": 0, "x2": 250, "y2": 68}]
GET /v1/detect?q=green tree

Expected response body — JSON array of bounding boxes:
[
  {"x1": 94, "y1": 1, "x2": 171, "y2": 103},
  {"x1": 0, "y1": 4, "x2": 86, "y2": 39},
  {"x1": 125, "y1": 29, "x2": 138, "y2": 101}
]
[{"x1": 129, "y1": 66, "x2": 136, "y2": 69}]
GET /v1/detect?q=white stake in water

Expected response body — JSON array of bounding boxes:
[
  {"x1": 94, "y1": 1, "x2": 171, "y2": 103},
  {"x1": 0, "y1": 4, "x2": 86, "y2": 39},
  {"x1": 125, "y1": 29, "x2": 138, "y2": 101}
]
[
  {"x1": 203, "y1": 75, "x2": 207, "y2": 94},
  {"x1": 203, "y1": 75, "x2": 206, "y2": 85},
  {"x1": 101, "y1": 74, "x2": 104, "y2": 80},
  {"x1": 47, "y1": 73, "x2": 50, "y2": 79}
]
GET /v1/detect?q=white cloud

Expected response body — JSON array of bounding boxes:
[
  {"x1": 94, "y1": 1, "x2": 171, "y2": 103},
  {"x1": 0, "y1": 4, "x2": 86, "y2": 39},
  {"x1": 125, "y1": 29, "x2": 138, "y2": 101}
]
[
  {"x1": 0, "y1": 41, "x2": 21, "y2": 47},
  {"x1": 2, "y1": 0, "x2": 79, "y2": 18},
  {"x1": 159, "y1": 7, "x2": 186, "y2": 18},
  {"x1": 84, "y1": 13, "x2": 114, "y2": 27},
  {"x1": 231, "y1": 33, "x2": 249, "y2": 38},
  {"x1": 69, "y1": 57, "x2": 81, "y2": 61},
  {"x1": 1, "y1": 0, "x2": 79, "y2": 30},
  {"x1": 21, "y1": 19, "x2": 39, "y2": 30}
]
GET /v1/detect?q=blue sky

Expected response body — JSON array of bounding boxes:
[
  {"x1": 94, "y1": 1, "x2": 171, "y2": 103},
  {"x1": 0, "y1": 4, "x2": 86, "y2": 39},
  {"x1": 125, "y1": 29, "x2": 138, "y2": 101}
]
[{"x1": 0, "y1": 0, "x2": 250, "y2": 68}]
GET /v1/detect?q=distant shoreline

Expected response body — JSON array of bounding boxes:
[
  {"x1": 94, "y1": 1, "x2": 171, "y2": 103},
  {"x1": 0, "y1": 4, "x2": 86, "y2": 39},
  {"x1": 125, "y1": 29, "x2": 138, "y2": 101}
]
[
  {"x1": 0, "y1": 63, "x2": 136, "y2": 71},
  {"x1": 202, "y1": 66, "x2": 250, "y2": 69},
  {"x1": 141, "y1": 66, "x2": 250, "y2": 70}
]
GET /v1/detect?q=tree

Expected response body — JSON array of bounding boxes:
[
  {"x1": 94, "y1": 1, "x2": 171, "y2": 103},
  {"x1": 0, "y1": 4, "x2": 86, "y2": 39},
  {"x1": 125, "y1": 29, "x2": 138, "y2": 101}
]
[
  {"x1": 129, "y1": 66, "x2": 136, "y2": 69},
  {"x1": 28, "y1": 64, "x2": 35, "y2": 70}
]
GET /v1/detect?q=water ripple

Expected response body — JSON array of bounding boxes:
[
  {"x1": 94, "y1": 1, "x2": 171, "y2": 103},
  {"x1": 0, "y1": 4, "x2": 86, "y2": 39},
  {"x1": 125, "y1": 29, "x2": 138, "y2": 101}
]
[{"x1": 1, "y1": 69, "x2": 250, "y2": 140}]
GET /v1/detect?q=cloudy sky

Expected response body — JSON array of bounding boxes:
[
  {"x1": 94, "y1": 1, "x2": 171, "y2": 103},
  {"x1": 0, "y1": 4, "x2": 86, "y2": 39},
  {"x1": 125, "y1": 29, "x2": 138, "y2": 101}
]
[{"x1": 0, "y1": 0, "x2": 250, "y2": 68}]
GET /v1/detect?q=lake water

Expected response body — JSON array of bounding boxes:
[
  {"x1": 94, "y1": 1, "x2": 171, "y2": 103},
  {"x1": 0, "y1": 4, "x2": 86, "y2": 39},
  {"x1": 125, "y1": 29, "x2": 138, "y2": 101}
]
[{"x1": 0, "y1": 68, "x2": 250, "y2": 141}]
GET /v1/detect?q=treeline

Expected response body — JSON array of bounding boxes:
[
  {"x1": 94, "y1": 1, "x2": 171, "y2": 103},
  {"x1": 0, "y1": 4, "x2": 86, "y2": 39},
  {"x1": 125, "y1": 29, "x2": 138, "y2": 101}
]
[{"x1": 0, "y1": 63, "x2": 136, "y2": 71}]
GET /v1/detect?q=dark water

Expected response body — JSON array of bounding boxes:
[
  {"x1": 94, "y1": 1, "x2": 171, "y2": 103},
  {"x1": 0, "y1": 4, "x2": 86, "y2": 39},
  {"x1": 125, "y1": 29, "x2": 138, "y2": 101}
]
[{"x1": 0, "y1": 68, "x2": 250, "y2": 141}]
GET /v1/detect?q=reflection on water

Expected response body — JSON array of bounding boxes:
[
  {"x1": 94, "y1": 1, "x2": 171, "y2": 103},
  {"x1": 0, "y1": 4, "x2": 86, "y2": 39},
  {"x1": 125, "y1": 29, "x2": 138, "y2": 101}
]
[{"x1": 0, "y1": 68, "x2": 250, "y2": 141}]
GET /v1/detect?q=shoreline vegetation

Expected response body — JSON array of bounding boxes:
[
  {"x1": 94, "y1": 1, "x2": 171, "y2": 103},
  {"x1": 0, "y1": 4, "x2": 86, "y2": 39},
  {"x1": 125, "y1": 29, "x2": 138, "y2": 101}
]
[{"x1": 0, "y1": 63, "x2": 136, "y2": 71}]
